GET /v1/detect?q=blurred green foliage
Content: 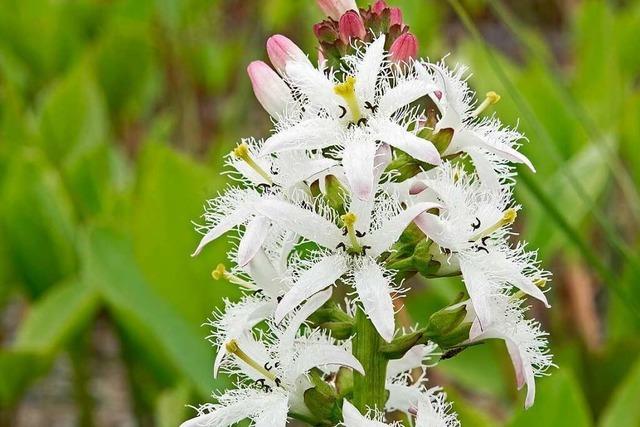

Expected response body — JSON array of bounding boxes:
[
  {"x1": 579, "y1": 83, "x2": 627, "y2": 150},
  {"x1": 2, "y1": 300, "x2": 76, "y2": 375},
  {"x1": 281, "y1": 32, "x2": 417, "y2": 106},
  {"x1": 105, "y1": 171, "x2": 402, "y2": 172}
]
[{"x1": 0, "y1": 0, "x2": 639, "y2": 425}]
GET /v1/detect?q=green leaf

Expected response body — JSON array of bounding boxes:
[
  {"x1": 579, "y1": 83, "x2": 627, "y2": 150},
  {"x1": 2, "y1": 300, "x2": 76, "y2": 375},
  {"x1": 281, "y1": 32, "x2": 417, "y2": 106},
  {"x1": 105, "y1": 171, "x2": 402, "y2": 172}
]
[
  {"x1": 0, "y1": 148, "x2": 78, "y2": 297},
  {"x1": 508, "y1": 369, "x2": 592, "y2": 427},
  {"x1": 81, "y1": 226, "x2": 221, "y2": 398},
  {"x1": 156, "y1": 383, "x2": 191, "y2": 427},
  {"x1": 131, "y1": 142, "x2": 237, "y2": 326},
  {"x1": 0, "y1": 350, "x2": 49, "y2": 408},
  {"x1": 14, "y1": 280, "x2": 100, "y2": 355},
  {"x1": 526, "y1": 140, "x2": 613, "y2": 256},
  {"x1": 37, "y1": 65, "x2": 108, "y2": 164},
  {"x1": 599, "y1": 356, "x2": 640, "y2": 427}
]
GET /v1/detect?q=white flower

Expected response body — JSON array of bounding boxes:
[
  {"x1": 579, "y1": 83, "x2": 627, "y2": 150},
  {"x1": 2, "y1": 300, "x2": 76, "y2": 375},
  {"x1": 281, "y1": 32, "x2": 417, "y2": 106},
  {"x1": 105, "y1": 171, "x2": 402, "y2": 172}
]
[
  {"x1": 255, "y1": 193, "x2": 439, "y2": 342},
  {"x1": 422, "y1": 61, "x2": 534, "y2": 187},
  {"x1": 467, "y1": 293, "x2": 554, "y2": 409},
  {"x1": 260, "y1": 36, "x2": 441, "y2": 202},
  {"x1": 412, "y1": 165, "x2": 549, "y2": 326},
  {"x1": 183, "y1": 290, "x2": 364, "y2": 427}
]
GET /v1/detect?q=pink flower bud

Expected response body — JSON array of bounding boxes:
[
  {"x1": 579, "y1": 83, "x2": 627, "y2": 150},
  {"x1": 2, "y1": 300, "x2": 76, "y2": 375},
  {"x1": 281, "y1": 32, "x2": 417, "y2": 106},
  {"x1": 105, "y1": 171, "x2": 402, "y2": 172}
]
[
  {"x1": 372, "y1": 0, "x2": 388, "y2": 14},
  {"x1": 266, "y1": 34, "x2": 308, "y2": 76},
  {"x1": 389, "y1": 7, "x2": 404, "y2": 27},
  {"x1": 389, "y1": 32, "x2": 419, "y2": 63},
  {"x1": 316, "y1": 0, "x2": 359, "y2": 20},
  {"x1": 338, "y1": 10, "x2": 366, "y2": 44},
  {"x1": 247, "y1": 61, "x2": 292, "y2": 117}
]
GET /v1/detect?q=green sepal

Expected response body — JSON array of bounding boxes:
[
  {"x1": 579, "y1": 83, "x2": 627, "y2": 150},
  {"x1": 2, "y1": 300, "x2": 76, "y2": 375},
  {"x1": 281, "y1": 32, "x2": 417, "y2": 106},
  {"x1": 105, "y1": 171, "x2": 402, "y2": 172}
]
[
  {"x1": 310, "y1": 302, "x2": 352, "y2": 324},
  {"x1": 304, "y1": 369, "x2": 341, "y2": 423},
  {"x1": 324, "y1": 175, "x2": 347, "y2": 214},
  {"x1": 318, "y1": 321, "x2": 354, "y2": 340},
  {"x1": 425, "y1": 298, "x2": 470, "y2": 349},
  {"x1": 335, "y1": 367, "x2": 354, "y2": 398},
  {"x1": 379, "y1": 329, "x2": 428, "y2": 359}
]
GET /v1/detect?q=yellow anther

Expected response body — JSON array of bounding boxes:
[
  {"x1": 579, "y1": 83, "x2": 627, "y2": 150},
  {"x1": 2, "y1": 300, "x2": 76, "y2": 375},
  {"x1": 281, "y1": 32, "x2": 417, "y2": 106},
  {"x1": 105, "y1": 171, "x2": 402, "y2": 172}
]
[
  {"x1": 212, "y1": 263, "x2": 227, "y2": 280},
  {"x1": 501, "y1": 208, "x2": 518, "y2": 227},
  {"x1": 472, "y1": 90, "x2": 501, "y2": 117},
  {"x1": 231, "y1": 143, "x2": 273, "y2": 185},
  {"x1": 470, "y1": 208, "x2": 518, "y2": 241},
  {"x1": 226, "y1": 339, "x2": 240, "y2": 354},
  {"x1": 341, "y1": 212, "x2": 357, "y2": 227},
  {"x1": 212, "y1": 264, "x2": 254, "y2": 289},
  {"x1": 334, "y1": 76, "x2": 357, "y2": 96},
  {"x1": 334, "y1": 76, "x2": 362, "y2": 121},
  {"x1": 233, "y1": 143, "x2": 250, "y2": 160},
  {"x1": 534, "y1": 278, "x2": 549, "y2": 288},
  {"x1": 486, "y1": 91, "x2": 501, "y2": 105},
  {"x1": 225, "y1": 339, "x2": 278, "y2": 382}
]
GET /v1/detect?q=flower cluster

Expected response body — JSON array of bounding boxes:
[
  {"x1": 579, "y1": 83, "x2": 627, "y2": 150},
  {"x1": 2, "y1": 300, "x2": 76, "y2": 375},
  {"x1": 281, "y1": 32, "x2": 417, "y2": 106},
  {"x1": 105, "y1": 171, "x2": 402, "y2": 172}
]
[{"x1": 183, "y1": 1, "x2": 553, "y2": 425}]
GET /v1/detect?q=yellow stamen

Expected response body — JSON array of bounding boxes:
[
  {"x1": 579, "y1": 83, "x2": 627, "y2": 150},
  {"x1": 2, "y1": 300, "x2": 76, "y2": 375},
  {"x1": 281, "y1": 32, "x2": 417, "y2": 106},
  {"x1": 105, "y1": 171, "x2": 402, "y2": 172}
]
[
  {"x1": 472, "y1": 91, "x2": 501, "y2": 117},
  {"x1": 212, "y1": 263, "x2": 254, "y2": 289},
  {"x1": 334, "y1": 76, "x2": 362, "y2": 121},
  {"x1": 226, "y1": 339, "x2": 278, "y2": 382},
  {"x1": 340, "y1": 212, "x2": 362, "y2": 253},
  {"x1": 470, "y1": 208, "x2": 518, "y2": 241},
  {"x1": 232, "y1": 143, "x2": 273, "y2": 185},
  {"x1": 534, "y1": 278, "x2": 549, "y2": 289}
]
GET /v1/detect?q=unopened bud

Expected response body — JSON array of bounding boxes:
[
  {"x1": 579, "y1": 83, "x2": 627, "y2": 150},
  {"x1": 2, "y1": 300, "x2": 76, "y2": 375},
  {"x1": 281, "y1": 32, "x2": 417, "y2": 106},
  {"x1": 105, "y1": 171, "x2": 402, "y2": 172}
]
[
  {"x1": 266, "y1": 34, "x2": 308, "y2": 76},
  {"x1": 247, "y1": 61, "x2": 292, "y2": 117},
  {"x1": 389, "y1": 32, "x2": 418, "y2": 63},
  {"x1": 316, "y1": 0, "x2": 359, "y2": 20},
  {"x1": 372, "y1": 0, "x2": 388, "y2": 14},
  {"x1": 338, "y1": 10, "x2": 366, "y2": 44},
  {"x1": 389, "y1": 7, "x2": 404, "y2": 27}
]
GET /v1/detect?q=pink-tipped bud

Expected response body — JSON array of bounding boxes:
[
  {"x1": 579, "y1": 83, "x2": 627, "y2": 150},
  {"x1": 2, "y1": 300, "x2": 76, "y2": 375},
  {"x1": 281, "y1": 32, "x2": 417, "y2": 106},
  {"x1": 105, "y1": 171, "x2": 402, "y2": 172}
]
[
  {"x1": 266, "y1": 34, "x2": 308, "y2": 76},
  {"x1": 338, "y1": 10, "x2": 366, "y2": 44},
  {"x1": 247, "y1": 61, "x2": 292, "y2": 117},
  {"x1": 316, "y1": 0, "x2": 359, "y2": 20},
  {"x1": 389, "y1": 7, "x2": 404, "y2": 27},
  {"x1": 389, "y1": 33, "x2": 419, "y2": 63},
  {"x1": 372, "y1": 0, "x2": 388, "y2": 14}
]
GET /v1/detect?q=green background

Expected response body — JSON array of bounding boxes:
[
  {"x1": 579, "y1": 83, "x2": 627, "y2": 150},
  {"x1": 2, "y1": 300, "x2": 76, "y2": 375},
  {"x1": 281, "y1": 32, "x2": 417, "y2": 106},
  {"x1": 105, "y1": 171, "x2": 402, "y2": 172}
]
[{"x1": 0, "y1": 0, "x2": 639, "y2": 425}]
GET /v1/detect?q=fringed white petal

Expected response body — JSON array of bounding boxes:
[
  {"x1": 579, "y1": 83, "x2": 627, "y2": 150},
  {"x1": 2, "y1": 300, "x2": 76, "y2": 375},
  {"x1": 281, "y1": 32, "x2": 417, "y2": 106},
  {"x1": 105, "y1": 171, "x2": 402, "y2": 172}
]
[
  {"x1": 457, "y1": 129, "x2": 535, "y2": 172},
  {"x1": 343, "y1": 140, "x2": 378, "y2": 201},
  {"x1": 377, "y1": 79, "x2": 433, "y2": 118},
  {"x1": 245, "y1": 249, "x2": 285, "y2": 298},
  {"x1": 413, "y1": 212, "x2": 448, "y2": 248},
  {"x1": 237, "y1": 216, "x2": 270, "y2": 267},
  {"x1": 355, "y1": 35, "x2": 386, "y2": 108},
  {"x1": 364, "y1": 202, "x2": 441, "y2": 257},
  {"x1": 274, "y1": 253, "x2": 349, "y2": 322},
  {"x1": 353, "y1": 259, "x2": 396, "y2": 342},
  {"x1": 286, "y1": 60, "x2": 341, "y2": 114},
  {"x1": 375, "y1": 121, "x2": 441, "y2": 165},
  {"x1": 290, "y1": 343, "x2": 365, "y2": 384},
  {"x1": 192, "y1": 212, "x2": 252, "y2": 257},
  {"x1": 459, "y1": 259, "x2": 493, "y2": 329},
  {"x1": 386, "y1": 383, "x2": 423, "y2": 414},
  {"x1": 465, "y1": 147, "x2": 502, "y2": 194},
  {"x1": 387, "y1": 344, "x2": 433, "y2": 378},
  {"x1": 341, "y1": 400, "x2": 389, "y2": 427},
  {"x1": 255, "y1": 198, "x2": 344, "y2": 249},
  {"x1": 260, "y1": 118, "x2": 339, "y2": 155},
  {"x1": 279, "y1": 289, "x2": 333, "y2": 352},
  {"x1": 252, "y1": 393, "x2": 289, "y2": 427}
]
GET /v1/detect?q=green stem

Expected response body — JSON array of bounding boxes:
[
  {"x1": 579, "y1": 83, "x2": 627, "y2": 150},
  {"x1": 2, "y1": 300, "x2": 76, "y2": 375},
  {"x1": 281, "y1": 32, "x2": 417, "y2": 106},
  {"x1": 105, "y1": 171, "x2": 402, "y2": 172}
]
[{"x1": 352, "y1": 310, "x2": 388, "y2": 413}]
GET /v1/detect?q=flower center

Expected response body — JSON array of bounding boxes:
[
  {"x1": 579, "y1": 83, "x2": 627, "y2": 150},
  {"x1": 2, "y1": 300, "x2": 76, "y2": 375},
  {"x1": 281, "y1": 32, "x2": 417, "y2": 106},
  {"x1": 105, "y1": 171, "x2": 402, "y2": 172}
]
[
  {"x1": 212, "y1": 263, "x2": 255, "y2": 289},
  {"x1": 341, "y1": 212, "x2": 364, "y2": 254},
  {"x1": 469, "y1": 208, "x2": 517, "y2": 242},
  {"x1": 472, "y1": 91, "x2": 501, "y2": 117},
  {"x1": 225, "y1": 339, "x2": 279, "y2": 382},
  {"x1": 233, "y1": 143, "x2": 273, "y2": 185},
  {"x1": 334, "y1": 76, "x2": 362, "y2": 122}
]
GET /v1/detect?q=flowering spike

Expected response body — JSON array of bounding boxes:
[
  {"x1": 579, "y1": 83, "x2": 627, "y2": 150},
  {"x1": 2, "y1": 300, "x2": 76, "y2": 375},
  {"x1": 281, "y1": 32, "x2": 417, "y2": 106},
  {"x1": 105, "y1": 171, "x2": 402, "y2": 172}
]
[
  {"x1": 389, "y1": 32, "x2": 418, "y2": 63},
  {"x1": 316, "y1": 0, "x2": 359, "y2": 20},
  {"x1": 339, "y1": 10, "x2": 366, "y2": 44}
]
